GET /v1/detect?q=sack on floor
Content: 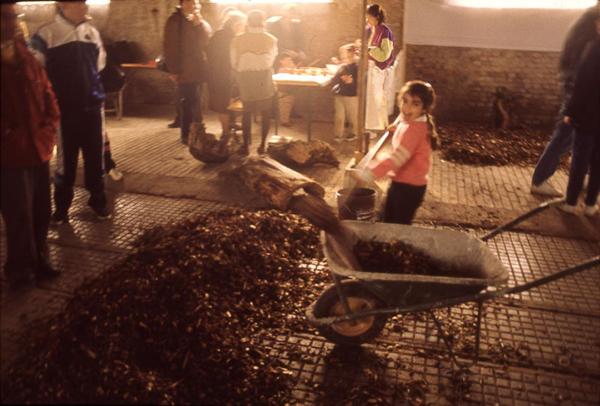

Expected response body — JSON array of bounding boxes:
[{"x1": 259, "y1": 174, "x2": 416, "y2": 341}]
[{"x1": 188, "y1": 123, "x2": 232, "y2": 164}]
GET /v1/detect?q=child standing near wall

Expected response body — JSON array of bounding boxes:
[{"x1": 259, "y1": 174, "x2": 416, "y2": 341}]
[
  {"x1": 357, "y1": 80, "x2": 438, "y2": 224},
  {"x1": 275, "y1": 51, "x2": 298, "y2": 127},
  {"x1": 331, "y1": 44, "x2": 359, "y2": 142}
]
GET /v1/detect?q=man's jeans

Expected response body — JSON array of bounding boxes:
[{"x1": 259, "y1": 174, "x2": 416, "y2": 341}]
[
  {"x1": 532, "y1": 85, "x2": 574, "y2": 186},
  {"x1": 566, "y1": 132, "x2": 600, "y2": 206},
  {"x1": 531, "y1": 119, "x2": 574, "y2": 186}
]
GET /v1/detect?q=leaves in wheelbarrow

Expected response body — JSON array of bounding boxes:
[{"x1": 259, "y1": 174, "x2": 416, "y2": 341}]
[
  {"x1": 354, "y1": 239, "x2": 442, "y2": 276},
  {"x1": 2, "y1": 209, "x2": 329, "y2": 404}
]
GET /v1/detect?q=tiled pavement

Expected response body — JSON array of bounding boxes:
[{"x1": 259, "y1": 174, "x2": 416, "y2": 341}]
[
  {"x1": 1, "y1": 107, "x2": 599, "y2": 404},
  {"x1": 104, "y1": 107, "x2": 569, "y2": 211}
]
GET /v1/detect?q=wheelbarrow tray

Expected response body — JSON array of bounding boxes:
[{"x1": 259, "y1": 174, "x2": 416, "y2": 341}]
[{"x1": 322, "y1": 221, "x2": 509, "y2": 307}]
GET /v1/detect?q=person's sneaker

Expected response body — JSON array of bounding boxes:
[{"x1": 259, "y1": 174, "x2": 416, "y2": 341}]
[
  {"x1": 530, "y1": 181, "x2": 563, "y2": 197},
  {"x1": 35, "y1": 263, "x2": 61, "y2": 281},
  {"x1": 51, "y1": 211, "x2": 69, "y2": 225},
  {"x1": 558, "y1": 203, "x2": 578, "y2": 214},
  {"x1": 168, "y1": 121, "x2": 180, "y2": 129},
  {"x1": 108, "y1": 168, "x2": 124, "y2": 182},
  {"x1": 334, "y1": 136, "x2": 344, "y2": 143},
  {"x1": 583, "y1": 204, "x2": 598, "y2": 217},
  {"x1": 91, "y1": 205, "x2": 112, "y2": 220},
  {"x1": 344, "y1": 134, "x2": 357, "y2": 142}
]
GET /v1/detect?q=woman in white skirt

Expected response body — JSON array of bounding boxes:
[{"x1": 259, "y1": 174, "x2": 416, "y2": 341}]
[{"x1": 365, "y1": 4, "x2": 395, "y2": 133}]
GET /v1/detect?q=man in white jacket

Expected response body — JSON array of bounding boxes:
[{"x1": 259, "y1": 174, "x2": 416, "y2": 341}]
[{"x1": 230, "y1": 10, "x2": 277, "y2": 155}]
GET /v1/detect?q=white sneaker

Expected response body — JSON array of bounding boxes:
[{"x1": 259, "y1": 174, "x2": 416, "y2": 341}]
[
  {"x1": 583, "y1": 204, "x2": 598, "y2": 217},
  {"x1": 108, "y1": 168, "x2": 124, "y2": 182},
  {"x1": 531, "y1": 180, "x2": 563, "y2": 197},
  {"x1": 558, "y1": 203, "x2": 578, "y2": 214}
]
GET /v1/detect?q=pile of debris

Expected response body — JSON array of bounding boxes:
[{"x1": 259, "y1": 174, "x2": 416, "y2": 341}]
[
  {"x1": 2, "y1": 209, "x2": 328, "y2": 404},
  {"x1": 438, "y1": 123, "x2": 565, "y2": 167}
]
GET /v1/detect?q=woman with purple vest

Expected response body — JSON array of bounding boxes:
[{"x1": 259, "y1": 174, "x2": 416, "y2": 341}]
[{"x1": 365, "y1": 4, "x2": 394, "y2": 133}]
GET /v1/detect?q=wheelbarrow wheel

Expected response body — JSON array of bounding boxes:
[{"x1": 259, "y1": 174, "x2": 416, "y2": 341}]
[{"x1": 313, "y1": 280, "x2": 387, "y2": 346}]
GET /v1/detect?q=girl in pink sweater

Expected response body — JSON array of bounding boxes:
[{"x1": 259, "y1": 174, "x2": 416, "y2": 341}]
[{"x1": 358, "y1": 80, "x2": 439, "y2": 224}]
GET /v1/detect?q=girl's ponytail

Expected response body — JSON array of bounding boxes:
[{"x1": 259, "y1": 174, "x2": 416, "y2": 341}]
[{"x1": 426, "y1": 113, "x2": 439, "y2": 150}]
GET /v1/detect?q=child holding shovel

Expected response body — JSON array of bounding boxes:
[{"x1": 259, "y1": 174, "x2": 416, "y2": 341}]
[{"x1": 356, "y1": 80, "x2": 438, "y2": 224}]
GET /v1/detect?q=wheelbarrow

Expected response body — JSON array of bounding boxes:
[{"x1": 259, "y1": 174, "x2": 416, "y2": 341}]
[{"x1": 305, "y1": 200, "x2": 600, "y2": 360}]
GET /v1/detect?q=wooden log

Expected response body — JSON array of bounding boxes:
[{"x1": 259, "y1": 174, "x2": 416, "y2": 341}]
[
  {"x1": 231, "y1": 157, "x2": 325, "y2": 210},
  {"x1": 228, "y1": 157, "x2": 362, "y2": 270},
  {"x1": 267, "y1": 139, "x2": 339, "y2": 168}
]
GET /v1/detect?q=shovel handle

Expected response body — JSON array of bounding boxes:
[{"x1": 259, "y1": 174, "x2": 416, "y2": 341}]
[{"x1": 355, "y1": 130, "x2": 391, "y2": 171}]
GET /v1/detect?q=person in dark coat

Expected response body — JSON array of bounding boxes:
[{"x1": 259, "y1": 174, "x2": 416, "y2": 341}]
[
  {"x1": 163, "y1": 0, "x2": 212, "y2": 144},
  {"x1": 207, "y1": 10, "x2": 246, "y2": 138},
  {"x1": 1, "y1": 2, "x2": 61, "y2": 288},
  {"x1": 531, "y1": 5, "x2": 600, "y2": 196},
  {"x1": 266, "y1": 3, "x2": 306, "y2": 63},
  {"x1": 559, "y1": 35, "x2": 600, "y2": 216}
]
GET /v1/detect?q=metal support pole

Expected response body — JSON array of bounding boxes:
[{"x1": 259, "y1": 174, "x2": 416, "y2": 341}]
[
  {"x1": 355, "y1": 0, "x2": 370, "y2": 160},
  {"x1": 307, "y1": 88, "x2": 313, "y2": 141}
]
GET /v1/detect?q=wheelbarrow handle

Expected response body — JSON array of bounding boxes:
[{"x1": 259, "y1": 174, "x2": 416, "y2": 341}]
[
  {"x1": 480, "y1": 198, "x2": 564, "y2": 241},
  {"x1": 501, "y1": 254, "x2": 600, "y2": 296}
]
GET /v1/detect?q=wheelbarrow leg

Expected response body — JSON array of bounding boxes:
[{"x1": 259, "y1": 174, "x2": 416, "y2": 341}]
[
  {"x1": 429, "y1": 311, "x2": 462, "y2": 369},
  {"x1": 475, "y1": 301, "x2": 483, "y2": 363}
]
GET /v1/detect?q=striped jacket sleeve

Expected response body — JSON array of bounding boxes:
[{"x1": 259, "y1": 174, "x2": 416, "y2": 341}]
[{"x1": 363, "y1": 123, "x2": 422, "y2": 181}]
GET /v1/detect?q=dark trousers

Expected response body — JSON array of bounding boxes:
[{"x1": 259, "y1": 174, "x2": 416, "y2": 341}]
[
  {"x1": 241, "y1": 98, "x2": 272, "y2": 148},
  {"x1": 179, "y1": 82, "x2": 202, "y2": 142},
  {"x1": 1, "y1": 162, "x2": 51, "y2": 277},
  {"x1": 566, "y1": 132, "x2": 600, "y2": 206},
  {"x1": 384, "y1": 181, "x2": 427, "y2": 225},
  {"x1": 54, "y1": 108, "x2": 106, "y2": 214}
]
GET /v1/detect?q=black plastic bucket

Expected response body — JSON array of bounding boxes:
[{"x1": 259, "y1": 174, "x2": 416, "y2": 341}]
[{"x1": 336, "y1": 187, "x2": 376, "y2": 221}]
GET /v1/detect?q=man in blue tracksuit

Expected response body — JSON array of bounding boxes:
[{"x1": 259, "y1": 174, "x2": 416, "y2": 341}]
[{"x1": 31, "y1": 1, "x2": 110, "y2": 222}]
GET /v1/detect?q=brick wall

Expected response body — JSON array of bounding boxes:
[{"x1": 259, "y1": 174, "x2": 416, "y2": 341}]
[{"x1": 405, "y1": 45, "x2": 561, "y2": 127}]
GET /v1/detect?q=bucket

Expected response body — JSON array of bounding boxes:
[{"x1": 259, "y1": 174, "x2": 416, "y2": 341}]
[{"x1": 336, "y1": 187, "x2": 376, "y2": 221}]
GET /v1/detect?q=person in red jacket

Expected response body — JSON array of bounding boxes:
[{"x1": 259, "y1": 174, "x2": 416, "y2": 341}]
[{"x1": 1, "y1": 2, "x2": 61, "y2": 288}]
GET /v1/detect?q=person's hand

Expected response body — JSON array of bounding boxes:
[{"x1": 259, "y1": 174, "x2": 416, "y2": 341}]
[
  {"x1": 563, "y1": 116, "x2": 572, "y2": 125},
  {"x1": 189, "y1": 13, "x2": 203, "y2": 26},
  {"x1": 340, "y1": 74, "x2": 353, "y2": 84},
  {"x1": 330, "y1": 57, "x2": 340, "y2": 64}
]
